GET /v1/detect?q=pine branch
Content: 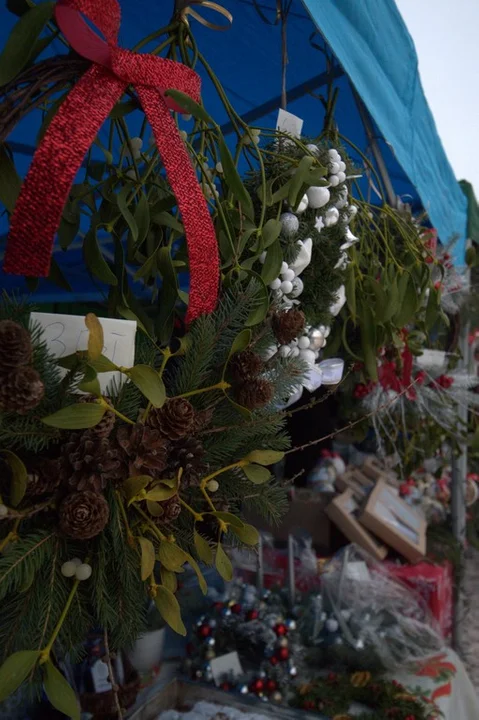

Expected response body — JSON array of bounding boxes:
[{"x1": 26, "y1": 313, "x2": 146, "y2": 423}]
[{"x1": 0, "y1": 531, "x2": 54, "y2": 601}]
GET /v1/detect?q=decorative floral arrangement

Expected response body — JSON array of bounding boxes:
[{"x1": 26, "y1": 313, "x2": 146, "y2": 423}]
[{"x1": 291, "y1": 673, "x2": 440, "y2": 719}]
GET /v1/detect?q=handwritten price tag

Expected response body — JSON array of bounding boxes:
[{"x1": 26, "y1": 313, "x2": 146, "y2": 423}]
[
  {"x1": 276, "y1": 109, "x2": 304, "y2": 138},
  {"x1": 30, "y1": 312, "x2": 137, "y2": 393}
]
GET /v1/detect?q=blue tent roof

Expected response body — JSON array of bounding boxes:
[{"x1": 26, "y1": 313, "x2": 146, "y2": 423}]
[{"x1": 0, "y1": 0, "x2": 468, "y2": 303}]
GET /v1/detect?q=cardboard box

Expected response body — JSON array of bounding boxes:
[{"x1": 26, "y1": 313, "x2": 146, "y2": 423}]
[
  {"x1": 361, "y1": 456, "x2": 399, "y2": 487},
  {"x1": 336, "y1": 468, "x2": 375, "y2": 500},
  {"x1": 359, "y1": 480, "x2": 426, "y2": 563},
  {"x1": 326, "y1": 490, "x2": 388, "y2": 561}
]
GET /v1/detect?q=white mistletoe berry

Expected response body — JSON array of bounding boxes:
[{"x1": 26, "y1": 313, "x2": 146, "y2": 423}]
[
  {"x1": 75, "y1": 563, "x2": 93, "y2": 581},
  {"x1": 207, "y1": 480, "x2": 219, "y2": 493},
  {"x1": 61, "y1": 561, "x2": 77, "y2": 578},
  {"x1": 298, "y1": 336, "x2": 310, "y2": 350}
]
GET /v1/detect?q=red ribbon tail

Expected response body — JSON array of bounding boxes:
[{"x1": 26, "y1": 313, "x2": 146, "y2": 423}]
[
  {"x1": 138, "y1": 87, "x2": 219, "y2": 324},
  {"x1": 4, "y1": 66, "x2": 126, "y2": 277}
]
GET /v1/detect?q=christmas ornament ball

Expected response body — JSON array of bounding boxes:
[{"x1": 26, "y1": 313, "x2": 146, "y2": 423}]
[
  {"x1": 251, "y1": 679, "x2": 264, "y2": 694},
  {"x1": 240, "y1": 684, "x2": 249, "y2": 695},
  {"x1": 198, "y1": 624, "x2": 211, "y2": 638},
  {"x1": 280, "y1": 280, "x2": 293, "y2": 294},
  {"x1": 326, "y1": 618, "x2": 339, "y2": 632},
  {"x1": 307, "y1": 186, "x2": 330, "y2": 209},
  {"x1": 274, "y1": 622, "x2": 288, "y2": 636},
  {"x1": 280, "y1": 212, "x2": 299, "y2": 237},
  {"x1": 266, "y1": 679, "x2": 277, "y2": 692},
  {"x1": 281, "y1": 268, "x2": 295, "y2": 282},
  {"x1": 75, "y1": 563, "x2": 92, "y2": 581},
  {"x1": 328, "y1": 148, "x2": 340, "y2": 161},
  {"x1": 61, "y1": 561, "x2": 77, "y2": 578},
  {"x1": 220, "y1": 681, "x2": 232, "y2": 691},
  {"x1": 299, "y1": 348, "x2": 316, "y2": 364},
  {"x1": 270, "y1": 656, "x2": 278, "y2": 666},
  {"x1": 246, "y1": 609, "x2": 259, "y2": 621},
  {"x1": 295, "y1": 194, "x2": 309, "y2": 214},
  {"x1": 337, "y1": 171, "x2": 346, "y2": 183},
  {"x1": 329, "y1": 161, "x2": 340, "y2": 174},
  {"x1": 289, "y1": 665, "x2": 298, "y2": 677},
  {"x1": 329, "y1": 175, "x2": 340, "y2": 187},
  {"x1": 277, "y1": 646, "x2": 289, "y2": 661},
  {"x1": 279, "y1": 637, "x2": 289, "y2": 647},
  {"x1": 286, "y1": 619, "x2": 297, "y2": 631},
  {"x1": 205, "y1": 649, "x2": 216, "y2": 660},
  {"x1": 308, "y1": 329, "x2": 325, "y2": 350},
  {"x1": 339, "y1": 160, "x2": 346, "y2": 172},
  {"x1": 298, "y1": 335, "x2": 310, "y2": 349},
  {"x1": 269, "y1": 278, "x2": 281, "y2": 291}
]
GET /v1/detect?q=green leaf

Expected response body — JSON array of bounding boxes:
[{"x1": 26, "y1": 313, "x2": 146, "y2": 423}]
[
  {"x1": 194, "y1": 532, "x2": 213, "y2": 565},
  {"x1": 160, "y1": 568, "x2": 177, "y2": 594},
  {"x1": 288, "y1": 156, "x2": 314, "y2": 209},
  {"x1": 243, "y1": 464, "x2": 271, "y2": 485},
  {"x1": 359, "y1": 307, "x2": 378, "y2": 382},
  {"x1": 244, "y1": 271, "x2": 269, "y2": 327},
  {"x1": 466, "y1": 246, "x2": 476, "y2": 267},
  {"x1": 165, "y1": 89, "x2": 213, "y2": 125},
  {"x1": 367, "y1": 279, "x2": 387, "y2": 324},
  {"x1": 211, "y1": 511, "x2": 244, "y2": 528},
  {"x1": 0, "y1": 145, "x2": 22, "y2": 213},
  {"x1": 217, "y1": 135, "x2": 254, "y2": 219},
  {"x1": 117, "y1": 186, "x2": 138, "y2": 244},
  {"x1": 383, "y1": 279, "x2": 399, "y2": 323},
  {"x1": 394, "y1": 276, "x2": 418, "y2": 328},
  {"x1": 154, "y1": 211, "x2": 184, "y2": 236},
  {"x1": 261, "y1": 239, "x2": 283, "y2": 285},
  {"x1": 425, "y1": 287, "x2": 439, "y2": 332},
  {"x1": 146, "y1": 500, "x2": 164, "y2": 517},
  {"x1": 138, "y1": 537, "x2": 156, "y2": 581},
  {"x1": 225, "y1": 394, "x2": 252, "y2": 418},
  {"x1": 215, "y1": 543, "x2": 233, "y2": 582},
  {"x1": 77, "y1": 367, "x2": 101, "y2": 397},
  {"x1": 43, "y1": 660, "x2": 80, "y2": 720},
  {"x1": 2, "y1": 450, "x2": 27, "y2": 508},
  {"x1": 83, "y1": 227, "x2": 118, "y2": 286},
  {"x1": 157, "y1": 246, "x2": 178, "y2": 288},
  {"x1": 85, "y1": 313, "x2": 104, "y2": 361},
  {"x1": 145, "y1": 484, "x2": 177, "y2": 502},
  {"x1": 89, "y1": 355, "x2": 118, "y2": 373},
  {"x1": 271, "y1": 178, "x2": 292, "y2": 205},
  {"x1": 127, "y1": 365, "x2": 166, "y2": 408},
  {"x1": 187, "y1": 555, "x2": 207, "y2": 594},
  {"x1": 245, "y1": 449, "x2": 284, "y2": 465},
  {"x1": 230, "y1": 523, "x2": 260, "y2": 546},
  {"x1": 123, "y1": 475, "x2": 151, "y2": 501},
  {"x1": 229, "y1": 329, "x2": 251, "y2": 357},
  {"x1": 0, "y1": 651, "x2": 40, "y2": 702},
  {"x1": 261, "y1": 218, "x2": 282, "y2": 249},
  {"x1": 158, "y1": 541, "x2": 189, "y2": 572},
  {"x1": 0, "y1": 2, "x2": 54, "y2": 85},
  {"x1": 110, "y1": 99, "x2": 138, "y2": 119},
  {"x1": 154, "y1": 585, "x2": 186, "y2": 635},
  {"x1": 134, "y1": 245, "x2": 159, "y2": 281},
  {"x1": 41, "y1": 403, "x2": 106, "y2": 429}
]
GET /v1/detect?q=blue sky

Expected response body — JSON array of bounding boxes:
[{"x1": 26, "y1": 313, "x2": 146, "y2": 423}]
[{"x1": 395, "y1": 0, "x2": 479, "y2": 194}]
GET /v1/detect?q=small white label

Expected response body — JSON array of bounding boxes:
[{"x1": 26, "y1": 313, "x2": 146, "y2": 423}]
[
  {"x1": 210, "y1": 651, "x2": 244, "y2": 686},
  {"x1": 416, "y1": 349, "x2": 446, "y2": 370},
  {"x1": 276, "y1": 109, "x2": 304, "y2": 138},
  {"x1": 30, "y1": 312, "x2": 137, "y2": 393},
  {"x1": 91, "y1": 660, "x2": 112, "y2": 694}
]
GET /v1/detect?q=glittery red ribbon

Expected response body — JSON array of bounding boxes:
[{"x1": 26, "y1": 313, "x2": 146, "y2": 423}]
[{"x1": 4, "y1": 0, "x2": 219, "y2": 324}]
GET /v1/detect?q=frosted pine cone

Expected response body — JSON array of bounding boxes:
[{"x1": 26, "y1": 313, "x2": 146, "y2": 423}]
[
  {"x1": 0, "y1": 320, "x2": 32, "y2": 371},
  {"x1": 0, "y1": 366, "x2": 45, "y2": 414}
]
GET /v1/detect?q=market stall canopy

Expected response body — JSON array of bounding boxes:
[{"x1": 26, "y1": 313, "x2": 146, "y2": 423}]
[{"x1": 0, "y1": 0, "x2": 468, "y2": 302}]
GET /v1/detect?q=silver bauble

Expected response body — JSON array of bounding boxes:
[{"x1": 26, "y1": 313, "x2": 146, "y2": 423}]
[
  {"x1": 299, "y1": 348, "x2": 316, "y2": 365},
  {"x1": 307, "y1": 186, "x2": 330, "y2": 209},
  {"x1": 309, "y1": 329, "x2": 325, "y2": 350},
  {"x1": 280, "y1": 212, "x2": 299, "y2": 237},
  {"x1": 290, "y1": 277, "x2": 304, "y2": 299}
]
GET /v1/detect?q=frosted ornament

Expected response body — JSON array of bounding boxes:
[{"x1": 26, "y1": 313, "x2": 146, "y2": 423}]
[
  {"x1": 318, "y1": 325, "x2": 326, "y2": 334},
  {"x1": 295, "y1": 194, "x2": 309, "y2": 214},
  {"x1": 299, "y1": 348, "x2": 316, "y2": 364},
  {"x1": 280, "y1": 261, "x2": 289, "y2": 274},
  {"x1": 307, "y1": 186, "x2": 330, "y2": 209},
  {"x1": 337, "y1": 171, "x2": 346, "y2": 184},
  {"x1": 329, "y1": 175, "x2": 340, "y2": 187},
  {"x1": 298, "y1": 336, "x2": 310, "y2": 349},
  {"x1": 280, "y1": 280, "x2": 293, "y2": 294},
  {"x1": 269, "y1": 278, "x2": 281, "y2": 290},
  {"x1": 349, "y1": 204, "x2": 358, "y2": 217},
  {"x1": 324, "y1": 207, "x2": 340, "y2": 227},
  {"x1": 309, "y1": 329, "x2": 325, "y2": 350},
  {"x1": 280, "y1": 212, "x2": 299, "y2": 237},
  {"x1": 326, "y1": 618, "x2": 339, "y2": 633},
  {"x1": 329, "y1": 161, "x2": 340, "y2": 174},
  {"x1": 281, "y1": 268, "x2": 295, "y2": 282},
  {"x1": 279, "y1": 345, "x2": 292, "y2": 358},
  {"x1": 290, "y1": 346, "x2": 300, "y2": 358},
  {"x1": 306, "y1": 143, "x2": 320, "y2": 155},
  {"x1": 290, "y1": 277, "x2": 304, "y2": 298},
  {"x1": 339, "y1": 161, "x2": 346, "y2": 172},
  {"x1": 329, "y1": 285, "x2": 346, "y2": 316},
  {"x1": 291, "y1": 238, "x2": 312, "y2": 275},
  {"x1": 328, "y1": 148, "x2": 340, "y2": 161},
  {"x1": 323, "y1": 326, "x2": 331, "y2": 338}
]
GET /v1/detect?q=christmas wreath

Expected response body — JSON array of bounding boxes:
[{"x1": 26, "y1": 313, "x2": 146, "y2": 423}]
[{"x1": 292, "y1": 672, "x2": 440, "y2": 720}]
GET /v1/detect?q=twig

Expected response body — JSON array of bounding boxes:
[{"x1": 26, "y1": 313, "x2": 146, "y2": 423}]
[
  {"x1": 286, "y1": 381, "x2": 417, "y2": 455},
  {"x1": 104, "y1": 629, "x2": 123, "y2": 720}
]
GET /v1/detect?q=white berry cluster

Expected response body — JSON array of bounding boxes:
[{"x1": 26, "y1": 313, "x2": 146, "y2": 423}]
[
  {"x1": 278, "y1": 324, "x2": 331, "y2": 364},
  {"x1": 61, "y1": 557, "x2": 92, "y2": 581}
]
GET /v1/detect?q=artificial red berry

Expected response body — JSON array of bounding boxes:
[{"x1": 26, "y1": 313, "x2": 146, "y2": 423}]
[
  {"x1": 277, "y1": 646, "x2": 289, "y2": 661},
  {"x1": 246, "y1": 609, "x2": 259, "y2": 621},
  {"x1": 231, "y1": 603, "x2": 242, "y2": 614},
  {"x1": 274, "y1": 623, "x2": 288, "y2": 636}
]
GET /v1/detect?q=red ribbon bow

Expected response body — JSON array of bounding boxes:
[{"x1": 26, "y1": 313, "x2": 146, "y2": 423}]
[{"x1": 4, "y1": 0, "x2": 219, "y2": 324}]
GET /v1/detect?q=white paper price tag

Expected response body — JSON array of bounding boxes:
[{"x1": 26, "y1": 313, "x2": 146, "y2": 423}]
[
  {"x1": 276, "y1": 109, "x2": 304, "y2": 138},
  {"x1": 30, "y1": 312, "x2": 137, "y2": 393},
  {"x1": 210, "y1": 651, "x2": 243, "y2": 686}
]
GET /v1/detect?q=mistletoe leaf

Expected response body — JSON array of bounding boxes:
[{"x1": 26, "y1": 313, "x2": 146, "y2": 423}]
[
  {"x1": 261, "y1": 239, "x2": 283, "y2": 285},
  {"x1": 243, "y1": 464, "x2": 271, "y2": 485},
  {"x1": 138, "y1": 537, "x2": 156, "y2": 581},
  {"x1": 85, "y1": 313, "x2": 104, "y2": 361},
  {"x1": 0, "y1": 651, "x2": 40, "y2": 702},
  {"x1": 245, "y1": 449, "x2": 284, "y2": 465},
  {"x1": 194, "y1": 532, "x2": 213, "y2": 565},
  {"x1": 154, "y1": 586, "x2": 186, "y2": 636},
  {"x1": 215, "y1": 543, "x2": 233, "y2": 582},
  {"x1": 288, "y1": 156, "x2": 314, "y2": 209},
  {"x1": 229, "y1": 329, "x2": 252, "y2": 357},
  {"x1": 261, "y1": 218, "x2": 282, "y2": 249},
  {"x1": 211, "y1": 511, "x2": 244, "y2": 528},
  {"x1": 165, "y1": 89, "x2": 213, "y2": 125},
  {"x1": 123, "y1": 475, "x2": 151, "y2": 500},
  {"x1": 83, "y1": 227, "x2": 118, "y2": 286},
  {"x1": 43, "y1": 660, "x2": 80, "y2": 720},
  {"x1": 158, "y1": 541, "x2": 189, "y2": 572},
  {"x1": 0, "y1": 2, "x2": 54, "y2": 85},
  {"x1": 127, "y1": 365, "x2": 166, "y2": 408},
  {"x1": 230, "y1": 523, "x2": 260, "y2": 546},
  {"x1": 218, "y1": 135, "x2": 254, "y2": 220},
  {"x1": 41, "y1": 403, "x2": 106, "y2": 430},
  {"x1": 160, "y1": 567, "x2": 177, "y2": 593},
  {"x1": 2, "y1": 450, "x2": 27, "y2": 508}
]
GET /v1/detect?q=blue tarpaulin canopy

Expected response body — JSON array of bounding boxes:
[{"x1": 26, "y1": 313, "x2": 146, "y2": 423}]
[{"x1": 0, "y1": 0, "x2": 468, "y2": 303}]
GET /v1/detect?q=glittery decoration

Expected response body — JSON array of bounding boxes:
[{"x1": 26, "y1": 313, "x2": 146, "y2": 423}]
[{"x1": 4, "y1": 0, "x2": 219, "y2": 324}]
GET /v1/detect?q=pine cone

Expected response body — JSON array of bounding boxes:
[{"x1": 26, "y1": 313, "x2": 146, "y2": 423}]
[
  {"x1": 192, "y1": 407, "x2": 214, "y2": 433},
  {"x1": 59, "y1": 431, "x2": 124, "y2": 492},
  {"x1": 26, "y1": 459, "x2": 61, "y2": 498},
  {"x1": 0, "y1": 366, "x2": 45, "y2": 414},
  {"x1": 235, "y1": 377, "x2": 274, "y2": 410},
  {"x1": 116, "y1": 424, "x2": 169, "y2": 478},
  {"x1": 59, "y1": 490, "x2": 109, "y2": 540},
  {"x1": 160, "y1": 496, "x2": 181, "y2": 523},
  {"x1": 146, "y1": 398, "x2": 195, "y2": 440},
  {"x1": 168, "y1": 436, "x2": 205, "y2": 487},
  {"x1": 272, "y1": 309, "x2": 305, "y2": 345},
  {"x1": 0, "y1": 320, "x2": 32, "y2": 371},
  {"x1": 229, "y1": 350, "x2": 264, "y2": 382},
  {"x1": 79, "y1": 396, "x2": 115, "y2": 438}
]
